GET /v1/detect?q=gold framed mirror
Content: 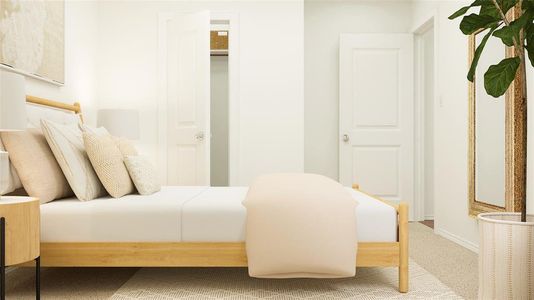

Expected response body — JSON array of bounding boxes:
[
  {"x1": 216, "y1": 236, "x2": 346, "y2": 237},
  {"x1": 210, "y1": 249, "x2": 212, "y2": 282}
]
[{"x1": 468, "y1": 7, "x2": 525, "y2": 216}]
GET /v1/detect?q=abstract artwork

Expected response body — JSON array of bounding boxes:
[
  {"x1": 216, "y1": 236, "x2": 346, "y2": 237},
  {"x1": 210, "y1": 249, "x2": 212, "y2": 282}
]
[{"x1": 0, "y1": 0, "x2": 64, "y2": 84}]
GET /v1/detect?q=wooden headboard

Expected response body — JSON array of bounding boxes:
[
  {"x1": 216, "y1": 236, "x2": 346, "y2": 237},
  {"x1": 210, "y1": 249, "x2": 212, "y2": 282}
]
[{"x1": 26, "y1": 95, "x2": 83, "y2": 122}]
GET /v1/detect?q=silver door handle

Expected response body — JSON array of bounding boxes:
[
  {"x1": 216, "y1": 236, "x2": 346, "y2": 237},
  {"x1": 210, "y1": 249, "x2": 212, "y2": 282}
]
[
  {"x1": 195, "y1": 132, "x2": 205, "y2": 142},
  {"x1": 342, "y1": 134, "x2": 350, "y2": 143}
]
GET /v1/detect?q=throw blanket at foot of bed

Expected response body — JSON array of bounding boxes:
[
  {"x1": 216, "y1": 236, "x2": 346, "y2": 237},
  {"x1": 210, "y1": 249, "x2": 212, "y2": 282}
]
[{"x1": 242, "y1": 173, "x2": 358, "y2": 278}]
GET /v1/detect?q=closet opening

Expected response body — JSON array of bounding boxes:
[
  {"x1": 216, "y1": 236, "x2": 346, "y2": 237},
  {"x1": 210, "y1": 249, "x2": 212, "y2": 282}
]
[{"x1": 210, "y1": 21, "x2": 230, "y2": 186}]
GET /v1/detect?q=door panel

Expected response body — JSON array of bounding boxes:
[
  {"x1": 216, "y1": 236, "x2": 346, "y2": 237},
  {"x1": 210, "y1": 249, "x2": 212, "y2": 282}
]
[
  {"x1": 340, "y1": 33, "x2": 414, "y2": 216},
  {"x1": 167, "y1": 11, "x2": 210, "y2": 186}
]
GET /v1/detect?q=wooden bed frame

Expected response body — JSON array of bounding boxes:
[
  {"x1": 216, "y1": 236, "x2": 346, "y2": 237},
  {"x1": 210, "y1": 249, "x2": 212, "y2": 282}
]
[{"x1": 24, "y1": 96, "x2": 409, "y2": 293}]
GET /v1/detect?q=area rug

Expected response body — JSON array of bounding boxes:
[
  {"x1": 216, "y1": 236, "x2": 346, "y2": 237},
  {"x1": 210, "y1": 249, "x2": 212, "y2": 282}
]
[{"x1": 111, "y1": 259, "x2": 462, "y2": 299}]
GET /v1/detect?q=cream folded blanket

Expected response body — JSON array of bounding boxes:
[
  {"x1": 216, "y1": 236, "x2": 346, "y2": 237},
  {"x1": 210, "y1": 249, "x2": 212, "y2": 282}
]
[{"x1": 242, "y1": 173, "x2": 358, "y2": 278}]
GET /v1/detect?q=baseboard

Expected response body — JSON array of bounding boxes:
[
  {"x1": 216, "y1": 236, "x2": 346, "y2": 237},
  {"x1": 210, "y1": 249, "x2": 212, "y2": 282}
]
[
  {"x1": 434, "y1": 228, "x2": 479, "y2": 253},
  {"x1": 424, "y1": 215, "x2": 434, "y2": 220}
]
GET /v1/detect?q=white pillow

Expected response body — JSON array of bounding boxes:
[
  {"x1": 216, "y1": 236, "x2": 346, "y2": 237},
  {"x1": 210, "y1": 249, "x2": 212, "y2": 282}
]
[
  {"x1": 124, "y1": 155, "x2": 161, "y2": 195},
  {"x1": 41, "y1": 119, "x2": 107, "y2": 201},
  {"x1": 0, "y1": 138, "x2": 22, "y2": 195}
]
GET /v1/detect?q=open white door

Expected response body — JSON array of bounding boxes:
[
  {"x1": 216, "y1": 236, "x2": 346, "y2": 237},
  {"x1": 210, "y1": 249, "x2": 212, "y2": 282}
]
[
  {"x1": 167, "y1": 11, "x2": 211, "y2": 186},
  {"x1": 339, "y1": 33, "x2": 414, "y2": 216}
]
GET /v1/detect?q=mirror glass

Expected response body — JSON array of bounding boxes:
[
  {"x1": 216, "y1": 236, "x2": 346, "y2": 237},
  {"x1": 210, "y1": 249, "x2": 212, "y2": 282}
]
[{"x1": 474, "y1": 33, "x2": 506, "y2": 208}]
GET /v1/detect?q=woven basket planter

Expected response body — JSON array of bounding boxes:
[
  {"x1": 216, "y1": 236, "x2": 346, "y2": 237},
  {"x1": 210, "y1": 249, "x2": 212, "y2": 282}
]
[{"x1": 478, "y1": 213, "x2": 534, "y2": 299}]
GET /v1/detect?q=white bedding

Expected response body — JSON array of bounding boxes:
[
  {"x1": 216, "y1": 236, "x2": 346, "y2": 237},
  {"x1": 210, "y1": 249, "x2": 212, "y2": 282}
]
[{"x1": 40, "y1": 186, "x2": 397, "y2": 243}]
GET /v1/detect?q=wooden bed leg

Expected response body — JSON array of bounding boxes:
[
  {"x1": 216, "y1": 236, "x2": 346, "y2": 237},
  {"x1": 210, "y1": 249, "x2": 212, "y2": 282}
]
[{"x1": 398, "y1": 202, "x2": 409, "y2": 293}]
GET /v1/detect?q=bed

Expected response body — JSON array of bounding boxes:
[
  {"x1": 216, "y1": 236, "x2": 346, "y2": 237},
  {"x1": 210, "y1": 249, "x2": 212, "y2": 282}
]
[{"x1": 19, "y1": 96, "x2": 409, "y2": 293}]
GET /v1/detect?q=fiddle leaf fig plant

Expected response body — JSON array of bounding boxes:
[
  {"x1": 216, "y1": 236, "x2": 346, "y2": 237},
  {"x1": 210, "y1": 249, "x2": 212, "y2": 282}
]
[
  {"x1": 450, "y1": 0, "x2": 533, "y2": 96},
  {"x1": 449, "y1": 0, "x2": 533, "y2": 221}
]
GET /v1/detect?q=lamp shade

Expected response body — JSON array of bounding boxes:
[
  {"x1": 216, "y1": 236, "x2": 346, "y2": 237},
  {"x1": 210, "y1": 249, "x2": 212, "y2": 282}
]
[
  {"x1": 0, "y1": 71, "x2": 26, "y2": 131},
  {"x1": 97, "y1": 109, "x2": 140, "y2": 140}
]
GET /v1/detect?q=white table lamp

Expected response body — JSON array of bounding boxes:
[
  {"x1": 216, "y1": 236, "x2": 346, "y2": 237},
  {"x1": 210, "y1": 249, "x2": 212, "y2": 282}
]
[
  {"x1": 0, "y1": 71, "x2": 27, "y2": 197},
  {"x1": 97, "y1": 109, "x2": 140, "y2": 140},
  {"x1": 0, "y1": 71, "x2": 26, "y2": 131}
]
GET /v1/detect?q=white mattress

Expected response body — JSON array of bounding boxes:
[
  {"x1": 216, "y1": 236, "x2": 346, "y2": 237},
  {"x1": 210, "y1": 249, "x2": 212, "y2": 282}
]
[{"x1": 40, "y1": 186, "x2": 397, "y2": 243}]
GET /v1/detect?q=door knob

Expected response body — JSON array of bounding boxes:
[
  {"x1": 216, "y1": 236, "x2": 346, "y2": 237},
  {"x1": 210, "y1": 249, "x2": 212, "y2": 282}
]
[
  {"x1": 195, "y1": 132, "x2": 205, "y2": 142},
  {"x1": 342, "y1": 134, "x2": 350, "y2": 143}
]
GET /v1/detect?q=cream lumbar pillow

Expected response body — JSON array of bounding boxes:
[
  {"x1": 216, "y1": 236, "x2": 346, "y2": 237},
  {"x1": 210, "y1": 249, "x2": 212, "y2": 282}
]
[
  {"x1": 124, "y1": 155, "x2": 161, "y2": 195},
  {"x1": 83, "y1": 132, "x2": 135, "y2": 198},
  {"x1": 0, "y1": 129, "x2": 74, "y2": 203},
  {"x1": 41, "y1": 119, "x2": 107, "y2": 201}
]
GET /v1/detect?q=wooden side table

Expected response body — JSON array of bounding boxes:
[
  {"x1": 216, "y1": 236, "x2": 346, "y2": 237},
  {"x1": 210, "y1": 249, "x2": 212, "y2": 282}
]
[{"x1": 0, "y1": 197, "x2": 40, "y2": 300}]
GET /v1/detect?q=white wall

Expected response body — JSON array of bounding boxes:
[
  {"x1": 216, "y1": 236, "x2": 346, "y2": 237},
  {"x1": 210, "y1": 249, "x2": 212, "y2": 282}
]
[
  {"x1": 411, "y1": 1, "x2": 479, "y2": 250},
  {"x1": 24, "y1": 0, "x2": 99, "y2": 125},
  {"x1": 211, "y1": 56, "x2": 229, "y2": 186},
  {"x1": 412, "y1": 0, "x2": 534, "y2": 250},
  {"x1": 96, "y1": 0, "x2": 304, "y2": 185},
  {"x1": 304, "y1": 0, "x2": 413, "y2": 179}
]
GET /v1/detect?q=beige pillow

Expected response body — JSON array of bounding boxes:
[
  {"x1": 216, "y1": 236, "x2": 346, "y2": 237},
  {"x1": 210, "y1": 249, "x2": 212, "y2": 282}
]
[
  {"x1": 113, "y1": 136, "x2": 138, "y2": 156},
  {"x1": 0, "y1": 129, "x2": 73, "y2": 203},
  {"x1": 124, "y1": 155, "x2": 161, "y2": 195},
  {"x1": 80, "y1": 124, "x2": 138, "y2": 156},
  {"x1": 83, "y1": 132, "x2": 135, "y2": 198},
  {"x1": 0, "y1": 138, "x2": 22, "y2": 194},
  {"x1": 41, "y1": 119, "x2": 107, "y2": 201}
]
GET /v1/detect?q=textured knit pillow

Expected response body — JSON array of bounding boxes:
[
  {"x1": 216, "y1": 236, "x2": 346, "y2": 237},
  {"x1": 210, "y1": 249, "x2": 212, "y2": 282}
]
[
  {"x1": 41, "y1": 119, "x2": 107, "y2": 201},
  {"x1": 0, "y1": 129, "x2": 73, "y2": 203},
  {"x1": 83, "y1": 132, "x2": 135, "y2": 198},
  {"x1": 80, "y1": 124, "x2": 138, "y2": 156},
  {"x1": 124, "y1": 155, "x2": 161, "y2": 195},
  {"x1": 113, "y1": 136, "x2": 138, "y2": 156}
]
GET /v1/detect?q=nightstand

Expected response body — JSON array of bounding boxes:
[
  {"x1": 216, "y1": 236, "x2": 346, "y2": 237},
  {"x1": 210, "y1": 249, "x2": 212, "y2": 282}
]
[{"x1": 0, "y1": 197, "x2": 40, "y2": 300}]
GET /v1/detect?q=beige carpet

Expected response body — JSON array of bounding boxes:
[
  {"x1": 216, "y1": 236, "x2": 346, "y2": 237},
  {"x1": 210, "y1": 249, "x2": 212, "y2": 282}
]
[
  {"x1": 6, "y1": 223, "x2": 477, "y2": 299},
  {"x1": 111, "y1": 259, "x2": 461, "y2": 299},
  {"x1": 409, "y1": 223, "x2": 478, "y2": 299}
]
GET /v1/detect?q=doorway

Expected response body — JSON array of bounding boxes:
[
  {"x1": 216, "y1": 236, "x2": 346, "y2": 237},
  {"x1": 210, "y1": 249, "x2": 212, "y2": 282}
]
[
  {"x1": 339, "y1": 33, "x2": 415, "y2": 220},
  {"x1": 158, "y1": 12, "x2": 239, "y2": 186},
  {"x1": 210, "y1": 22, "x2": 230, "y2": 186},
  {"x1": 414, "y1": 17, "x2": 436, "y2": 224}
]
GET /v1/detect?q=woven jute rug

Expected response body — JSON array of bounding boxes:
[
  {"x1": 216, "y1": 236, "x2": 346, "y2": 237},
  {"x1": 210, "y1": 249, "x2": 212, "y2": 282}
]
[{"x1": 111, "y1": 259, "x2": 462, "y2": 299}]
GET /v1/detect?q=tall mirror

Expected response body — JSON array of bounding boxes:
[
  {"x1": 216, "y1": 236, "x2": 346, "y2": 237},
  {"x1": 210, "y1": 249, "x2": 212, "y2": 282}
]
[{"x1": 468, "y1": 7, "x2": 525, "y2": 216}]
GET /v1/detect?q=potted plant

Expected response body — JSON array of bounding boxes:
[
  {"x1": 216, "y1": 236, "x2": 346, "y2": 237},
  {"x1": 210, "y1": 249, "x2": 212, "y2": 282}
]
[{"x1": 450, "y1": 1, "x2": 533, "y2": 299}]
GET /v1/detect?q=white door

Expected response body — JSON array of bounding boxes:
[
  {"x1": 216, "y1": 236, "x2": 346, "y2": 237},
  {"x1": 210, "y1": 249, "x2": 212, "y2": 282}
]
[
  {"x1": 167, "y1": 11, "x2": 211, "y2": 185},
  {"x1": 339, "y1": 33, "x2": 414, "y2": 216}
]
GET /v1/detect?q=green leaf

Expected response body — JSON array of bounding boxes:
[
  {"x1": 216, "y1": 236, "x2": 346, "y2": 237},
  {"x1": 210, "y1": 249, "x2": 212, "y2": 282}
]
[
  {"x1": 449, "y1": 0, "x2": 486, "y2": 19},
  {"x1": 493, "y1": 11, "x2": 530, "y2": 46},
  {"x1": 480, "y1": 2, "x2": 501, "y2": 19},
  {"x1": 526, "y1": 23, "x2": 534, "y2": 67},
  {"x1": 524, "y1": 1, "x2": 534, "y2": 10},
  {"x1": 449, "y1": 6, "x2": 472, "y2": 19},
  {"x1": 460, "y1": 13, "x2": 500, "y2": 34},
  {"x1": 498, "y1": 0, "x2": 518, "y2": 14},
  {"x1": 468, "y1": 26, "x2": 499, "y2": 82},
  {"x1": 484, "y1": 57, "x2": 521, "y2": 97}
]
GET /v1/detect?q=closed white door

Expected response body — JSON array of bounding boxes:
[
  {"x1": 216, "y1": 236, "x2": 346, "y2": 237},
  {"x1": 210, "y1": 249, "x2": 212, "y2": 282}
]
[
  {"x1": 167, "y1": 11, "x2": 211, "y2": 185},
  {"x1": 339, "y1": 33, "x2": 414, "y2": 214}
]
